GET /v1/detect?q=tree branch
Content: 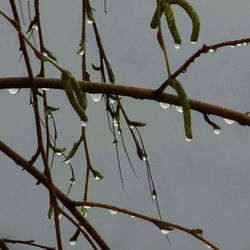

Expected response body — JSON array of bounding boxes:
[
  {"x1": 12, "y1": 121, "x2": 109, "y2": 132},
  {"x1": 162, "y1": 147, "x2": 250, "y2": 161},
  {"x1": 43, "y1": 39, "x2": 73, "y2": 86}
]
[{"x1": 1, "y1": 77, "x2": 250, "y2": 126}]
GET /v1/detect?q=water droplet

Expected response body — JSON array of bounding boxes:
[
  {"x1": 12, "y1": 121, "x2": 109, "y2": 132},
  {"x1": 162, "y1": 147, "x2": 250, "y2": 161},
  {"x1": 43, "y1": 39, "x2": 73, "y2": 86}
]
[
  {"x1": 110, "y1": 98, "x2": 116, "y2": 104},
  {"x1": 32, "y1": 24, "x2": 38, "y2": 31},
  {"x1": 87, "y1": 18, "x2": 94, "y2": 24},
  {"x1": 42, "y1": 88, "x2": 50, "y2": 91},
  {"x1": 113, "y1": 118, "x2": 119, "y2": 127},
  {"x1": 176, "y1": 106, "x2": 183, "y2": 113},
  {"x1": 70, "y1": 178, "x2": 75, "y2": 184},
  {"x1": 242, "y1": 42, "x2": 248, "y2": 45},
  {"x1": 129, "y1": 125, "x2": 134, "y2": 129},
  {"x1": 209, "y1": 48, "x2": 216, "y2": 53},
  {"x1": 152, "y1": 193, "x2": 157, "y2": 200},
  {"x1": 56, "y1": 151, "x2": 62, "y2": 156},
  {"x1": 109, "y1": 209, "x2": 118, "y2": 215},
  {"x1": 160, "y1": 102, "x2": 171, "y2": 109},
  {"x1": 230, "y1": 45, "x2": 235, "y2": 48},
  {"x1": 236, "y1": 43, "x2": 242, "y2": 47},
  {"x1": 113, "y1": 139, "x2": 118, "y2": 146},
  {"x1": 58, "y1": 213, "x2": 63, "y2": 220},
  {"x1": 42, "y1": 52, "x2": 48, "y2": 57},
  {"x1": 64, "y1": 159, "x2": 71, "y2": 164},
  {"x1": 213, "y1": 128, "x2": 221, "y2": 135},
  {"x1": 185, "y1": 137, "x2": 192, "y2": 142},
  {"x1": 224, "y1": 118, "x2": 235, "y2": 124},
  {"x1": 130, "y1": 215, "x2": 135, "y2": 218},
  {"x1": 94, "y1": 175, "x2": 102, "y2": 180},
  {"x1": 160, "y1": 229, "x2": 170, "y2": 235},
  {"x1": 174, "y1": 43, "x2": 181, "y2": 50},
  {"x1": 206, "y1": 244, "x2": 212, "y2": 249},
  {"x1": 77, "y1": 48, "x2": 85, "y2": 56},
  {"x1": 142, "y1": 155, "x2": 147, "y2": 161},
  {"x1": 70, "y1": 240, "x2": 77, "y2": 246},
  {"x1": 8, "y1": 88, "x2": 20, "y2": 95},
  {"x1": 81, "y1": 120, "x2": 87, "y2": 127},
  {"x1": 191, "y1": 41, "x2": 197, "y2": 44},
  {"x1": 91, "y1": 93, "x2": 102, "y2": 102}
]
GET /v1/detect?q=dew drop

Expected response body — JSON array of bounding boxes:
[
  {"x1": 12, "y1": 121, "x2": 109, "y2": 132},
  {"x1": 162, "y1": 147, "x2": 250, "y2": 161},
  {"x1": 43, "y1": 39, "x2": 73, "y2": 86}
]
[
  {"x1": 242, "y1": 42, "x2": 248, "y2": 45},
  {"x1": 206, "y1": 244, "x2": 212, "y2": 249},
  {"x1": 213, "y1": 128, "x2": 221, "y2": 135},
  {"x1": 58, "y1": 213, "x2": 63, "y2": 220},
  {"x1": 191, "y1": 41, "x2": 197, "y2": 44},
  {"x1": 160, "y1": 229, "x2": 170, "y2": 235},
  {"x1": 64, "y1": 159, "x2": 71, "y2": 164},
  {"x1": 77, "y1": 48, "x2": 85, "y2": 56},
  {"x1": 42, "y1": 88, "x2": 50, "y2": 91},
  {"x1": 230, "y1": 45, "x2": 235, "y2": 48},
  {"x1": 142, "y1": 155, "x2": 147, "y2": 161},
  {"x1": 176, "y1": 106, "x2": 183, "y2": 113},
  {"x1": 160, "y1": 102, "x2": 171, "y2": 109},
  {"x1": 42, "y1": 52, "x2": 48, "y2": 57},
  {"x1": 81, "y1": 120, "x2": 87, "y2": 127},
  {"x1": 94, "y1": 175, "x2": 102, "y2": 180},
  {"x1": 185, "y1": 137, "x2": 192, "y2": 142},
  {"x1": 110, "y1": 98, "x2": 116, "y2": 104},
  {"x1": 8, "y1": 88, "x2": 20, "y2": 95},
  {"x1": 129, "y1": 125, "x2": 134, "y2": 129},
  {"x1": 32, "y1": 24, "x2": 38, "y2": 31},
  {"x1": 87, "y1": 18, "x2": 94, "y2": 24},
  {"x1": 109, "y1": 209, "x2": 118, "y2": 215},
  {"x1": 152, "y1": 193, "x2": 157, "y2": 200},
  {"x1": 56, "y1": 151, "x2": 62, "y2": 156},
  {"x1": 224, "y1": 118, "x2": 235, "y2": 124},
  {"x1": 70, "y1": 240, "x2": 77, "y2": 246},
  {"x1": 236, "y1": 43, "x2": 242, "y2": 47},
  {"x1": 209, "y1": 48, "x2": 216, "y2": 53},
  {"x1": 174, "y1": 43, "x2": 181, "y2": 50},
  {"x1": 91, "y1": 93, "x2": 102, "y2": 102},
  {"x1": 113, "y1": 118, "x2": 119, "y2": 127},
  {"x1": 130, "y1": 215, "x2": 135, "y2": 218},
  {"x1": 113, "y1": 139, "x2": 118, "y2": 146}
]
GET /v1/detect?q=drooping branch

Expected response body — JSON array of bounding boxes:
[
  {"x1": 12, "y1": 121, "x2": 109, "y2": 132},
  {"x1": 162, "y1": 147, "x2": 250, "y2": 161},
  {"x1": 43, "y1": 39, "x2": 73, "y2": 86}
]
[
  {"x1": 155, "y1": 37, "x2": 250, "y2": 93},
  {"x1": 0, "y1": 139, "x2": 220, "y2": 250},
  {"x1": 1, "y1": 77, "x2": 250, "y2": 126},
  {"x1": 0, "y1": 140, "x2": 111, "y2": 250}
]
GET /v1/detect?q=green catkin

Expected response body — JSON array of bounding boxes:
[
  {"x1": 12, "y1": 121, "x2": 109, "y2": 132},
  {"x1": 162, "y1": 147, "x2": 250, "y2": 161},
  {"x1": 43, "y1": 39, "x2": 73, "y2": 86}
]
[
  {"x1": 163, "y1": 2, "x2": 181, "y2": 45},
  {"x1": 61, "y1": 71, "x2": 88, "y2": 123},
  {"x1": 150, "y1": 5, "x2": 164, "y2": 29},
  {"x1": 168, "y1": 0, "x2": 200, "y2": 42},
  {"x1": 171, "y1": 79, "x2": 192, "y2": 139},
  {"x1": 68, "y1": 73, "x2": 88, "y2": 110}
]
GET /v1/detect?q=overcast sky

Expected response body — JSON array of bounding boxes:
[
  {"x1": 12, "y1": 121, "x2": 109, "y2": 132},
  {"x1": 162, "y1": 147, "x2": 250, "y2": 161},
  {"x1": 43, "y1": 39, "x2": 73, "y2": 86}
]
[{"x1": 1, "y1": 1, "x2": 250, "y2": 250}]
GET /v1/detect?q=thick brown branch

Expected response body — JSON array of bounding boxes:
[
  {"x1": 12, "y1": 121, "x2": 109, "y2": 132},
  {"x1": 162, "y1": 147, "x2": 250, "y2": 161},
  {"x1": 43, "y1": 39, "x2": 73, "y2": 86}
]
[
  {"x1": 1, "y1": 77, "x2": 250, "y2": 126},
  {"x1": 0, "y1": 140, "x2": 110, "y2": 250}
]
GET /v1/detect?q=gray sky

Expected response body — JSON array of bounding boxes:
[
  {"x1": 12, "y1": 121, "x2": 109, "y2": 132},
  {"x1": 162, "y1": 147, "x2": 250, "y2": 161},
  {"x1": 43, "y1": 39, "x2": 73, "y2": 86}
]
[{"x1": 1, "y1": 0, "x2": 250, "y2": 249}]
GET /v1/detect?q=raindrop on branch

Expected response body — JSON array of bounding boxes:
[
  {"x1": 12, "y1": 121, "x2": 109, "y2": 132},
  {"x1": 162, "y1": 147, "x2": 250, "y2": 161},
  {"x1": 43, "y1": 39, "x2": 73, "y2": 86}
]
[
  {"x1": 209, "y1": 48, "x2": 216, "y2": 53},
  {"x1": 87, "y1": 18, "x2": 94, "y2": 24},
  {"x1": 174, "y1": 43, "x2": 181, "y2": 50},
  {"x1": 160, "y1": 102, "x2": 171, "y2": 109},
  {"x1": 185, "y1": 137, "x2": 192, "y2": 142},
  {"x1": 81, "y1": 121, "x2": 87, "y2": 127},
  {"x1": 213, "y1": 128, "x2": 221, "y2": 135},
  {"x1": 224, "y1": 118, "x2": 235, "y2": 125},
  {"x1": 109, "y1": 209, "x2": 118, "y2": 215},
  {"x1": 160, "y1": 229, "x2": 170, "y2": 235},
  {"x1": 70, "y1": 240, "x2": 77, "y2": 246},
  {"x1": 8, "y1": 88, "x2": 20, "y2": 95},
  {"x1": 91, "y1": 93, "x2": 102, "y2": 102},
  {"x1": 176, "y1": 106, "x2": 183, "y2": 113}
]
